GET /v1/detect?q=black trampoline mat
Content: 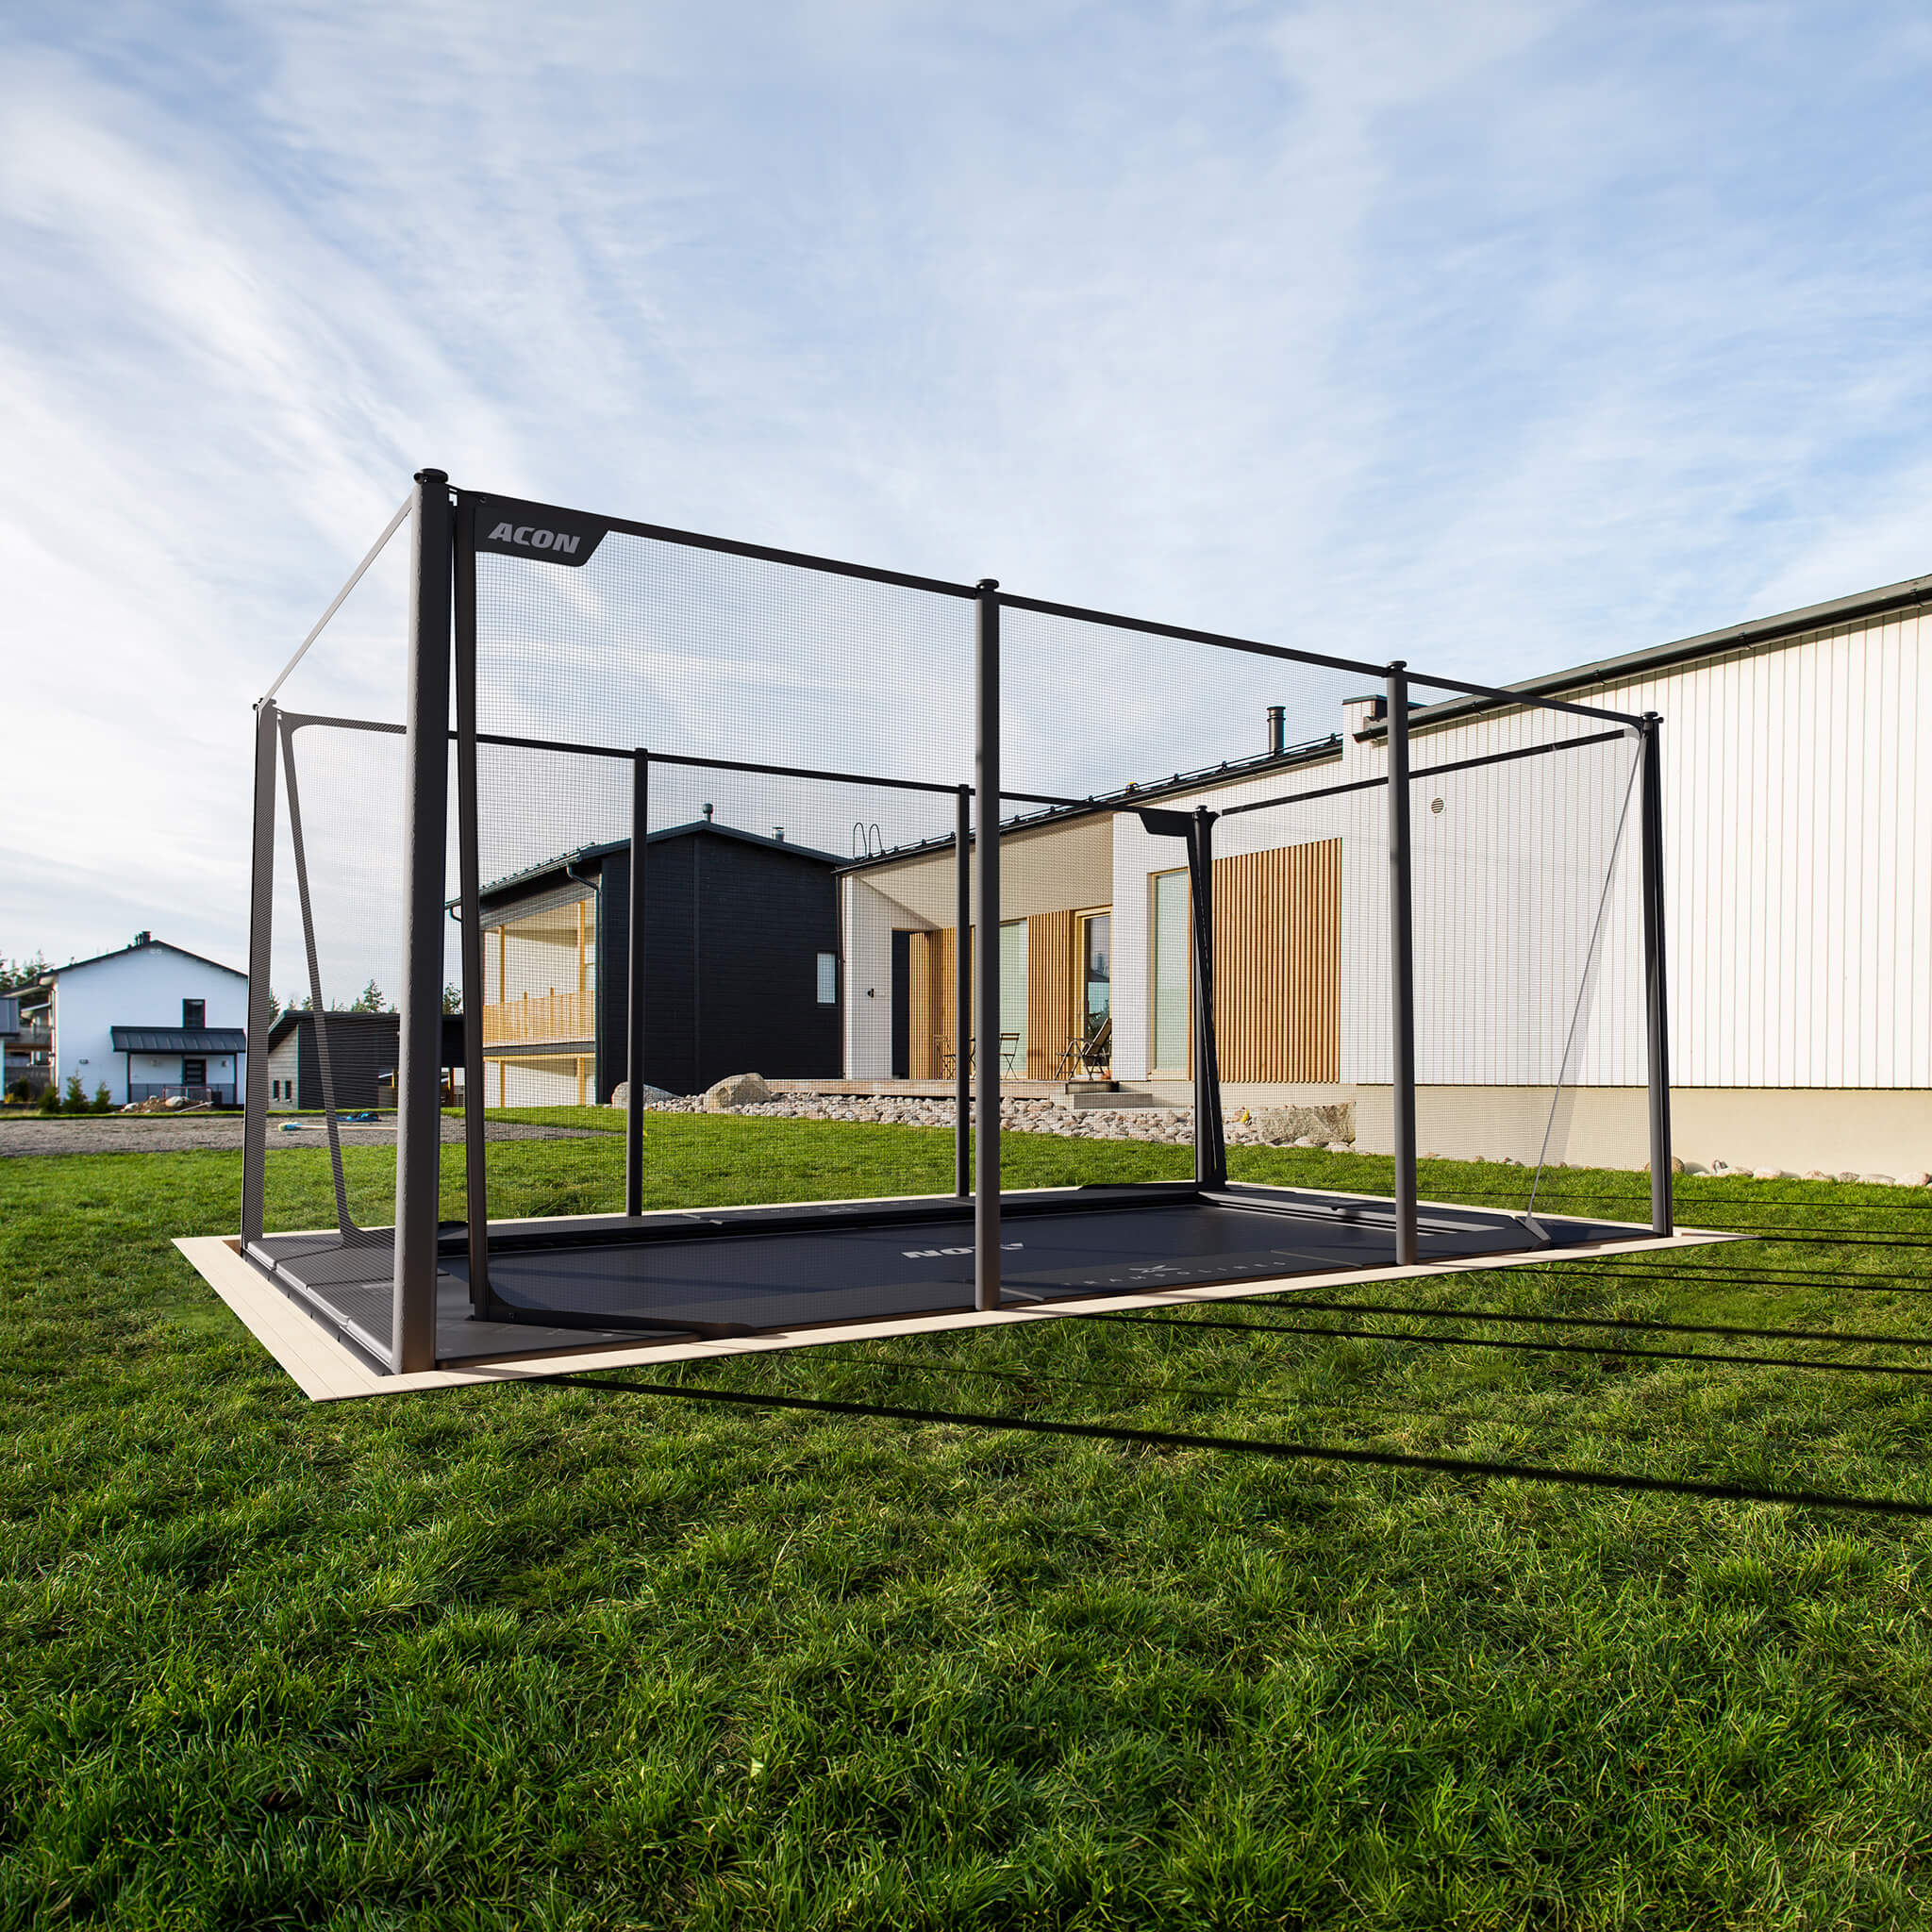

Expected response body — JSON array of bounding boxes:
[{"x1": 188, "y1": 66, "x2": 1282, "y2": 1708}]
[
  {"x1": 444, "y1": 1187, "x2": 1639, "y2": 1338},
  {"x1": 249, "y1": 1184, "x2": 1650, "y2": 1361}
]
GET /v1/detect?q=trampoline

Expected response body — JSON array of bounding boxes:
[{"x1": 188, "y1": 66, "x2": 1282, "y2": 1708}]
[
  {"x1": 243, "y1": 1177, "x2": 1686, "y2": 1374},
  {"x1": 234, "y1": 472, "x2": 1692, "y2": 1380}
]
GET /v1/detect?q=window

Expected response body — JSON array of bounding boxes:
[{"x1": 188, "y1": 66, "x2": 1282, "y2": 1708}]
[
  {"x1": 1079, "y1": 911, "x2": 1111, "y2": 1030},
  {"x1": 999, "y1": 920, "x2": 1028, "y2": 1072},
  {"x1": 182, "y1": 998, "x2": 205, "y2": 1028},
  {"x1": 815, "y1": 953, "x2": 838, "y2": 1005},
  {"x1": 1151, "y1": 871, "x2": 1190, "y2": 1073},
  {"x1": 182, "y1": 1058, "x2": 207, "y2": 1088}
]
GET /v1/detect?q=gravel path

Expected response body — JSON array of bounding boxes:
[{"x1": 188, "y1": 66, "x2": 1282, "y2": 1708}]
[
  {"x1": 641, "y1": 1091, "x2": 1352, "y2": 1151},
  {"x1": 0, "y1": 1118, "x2": 609, "y2": 1158}
]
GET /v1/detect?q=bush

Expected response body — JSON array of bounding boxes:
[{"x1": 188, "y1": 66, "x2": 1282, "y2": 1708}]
[
  {"x1": 4, "y1": 1078, "x2": 33, "y2": 1106},
  {"x1": 37, "y1": 1086, "x2": 59, "y2": 1114},
  {"x1": 92, "y1": 1083, "x2": 112, "y2": 1113},
  {"x1": 63, "y1": 1075, "x2": 86, "y2": 1110}
]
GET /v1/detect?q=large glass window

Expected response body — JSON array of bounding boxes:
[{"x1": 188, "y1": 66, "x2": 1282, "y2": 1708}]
[
  {"x1": 1080, "y1": 912, "x2": 1111, "y2": 1031},
  {"x1": 999, "y1": 920, "x2": 1027, "y2": 1073},
  {"x1": 1151, "y1": 871, "x2": 1190, "y2": 1073}
]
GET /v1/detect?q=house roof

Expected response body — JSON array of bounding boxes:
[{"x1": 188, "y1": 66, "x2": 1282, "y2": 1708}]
[
  {"x1": 846, "y1": 568, "x2": 1932, "y2": 872},
  {"x1": 836, "y1": 729, "x2": 1344, "y2": 875},
  {"x1": 1403, "y1": 570, "x2": 1932, "y2": 732},
  {"x1": 42, "y1": 939, "x2": 246, "y2": 983},
  {"x1": 470, "y1": 819, "x2": 846, "y2": 907},
  {"x1": 267, "y1": 1009, "x2": 399, "y2": 1046},
  {"x1": 110, "y1": 1027, "x2": 249, "y2": 1054}
]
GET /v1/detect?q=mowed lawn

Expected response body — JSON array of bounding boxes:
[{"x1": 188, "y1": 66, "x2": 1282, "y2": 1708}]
[{"x1": 5, "y1": 1113, "x2": 1932, "y2": 1928}]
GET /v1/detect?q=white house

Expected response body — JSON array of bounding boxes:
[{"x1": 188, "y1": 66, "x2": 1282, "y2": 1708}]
[
  {"x1": 44, "y1": 933, "x2": 249, "y2": 1105},
  {"x1": 842, "y1": 569, "x2": 1932, "y2": 1177}
]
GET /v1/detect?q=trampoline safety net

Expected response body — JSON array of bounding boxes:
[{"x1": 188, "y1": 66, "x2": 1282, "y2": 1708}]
[{"x1": 241, "y1": 475, "x2": 1672, "y2": 1374}]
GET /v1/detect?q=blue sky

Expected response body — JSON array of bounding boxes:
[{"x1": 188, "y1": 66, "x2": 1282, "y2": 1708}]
[{"x1": 5, "y1": 1, "x2": 1931, "y2": 969}]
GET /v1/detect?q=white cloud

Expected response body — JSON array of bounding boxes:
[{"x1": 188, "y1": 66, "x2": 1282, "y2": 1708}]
[{"x1": 4, "y1": 0, "x2": 1932, "y2": 966}]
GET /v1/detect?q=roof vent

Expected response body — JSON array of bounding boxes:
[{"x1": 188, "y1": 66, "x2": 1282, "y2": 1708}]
[
  {"x1": 702, "y1": 804, "x2": 714, "y2": 822},
  {"x1": 133, "y1": 930, "x2": 152, "y2": 947},
  {"x1": 773, "y1": 827, "x2": 785, "y2": 841},
  {"x1": 1266, "y1": 706, "x2": 1286, "y2": 756}
]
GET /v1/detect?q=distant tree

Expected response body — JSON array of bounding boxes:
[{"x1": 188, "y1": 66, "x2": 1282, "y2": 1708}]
[
  {"x1": 64, "y1": 1075, "x2": 86, "y2": 1109},
  {"x1": 346, "y1": 980, "x2": 391, "y2": 1014},
  {"x1": 0, "y1": 952, "x2": 49, "y2": 994},
  {"x1": 442, "y1": 982, "x2": 463, "y2": 1014}
]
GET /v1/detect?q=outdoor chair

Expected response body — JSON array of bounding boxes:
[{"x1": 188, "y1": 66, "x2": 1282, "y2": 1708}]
[{"x1": 1055, "y1": 1013, "x2": 1112, "y2": 1080}]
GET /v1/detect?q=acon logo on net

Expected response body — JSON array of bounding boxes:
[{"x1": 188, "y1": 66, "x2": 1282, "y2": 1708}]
[
  {"x1": 472, "y1": 500, "x2": 607, "y2": 567},
  {"x1": 485, "y1": 522, "x2": 581, "y2": 556}
]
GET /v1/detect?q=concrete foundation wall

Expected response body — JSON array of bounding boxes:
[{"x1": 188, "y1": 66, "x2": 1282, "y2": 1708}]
[{"x1": 1148, "y1": 1080, "x2": 1932, "y2": 1176}]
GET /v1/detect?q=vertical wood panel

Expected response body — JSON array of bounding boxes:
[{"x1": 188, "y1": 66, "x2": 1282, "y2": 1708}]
[
  {"x1": 1211, "y1": 838, "x2": 1341, "y2": 1081},
  {"x1": 1026, "y1": 911, "x2": 1076, "y2": 1077}
]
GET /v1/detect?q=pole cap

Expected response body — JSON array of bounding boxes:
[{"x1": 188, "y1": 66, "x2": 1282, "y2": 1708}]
[
  {"x1": 976, "y1": 578, "x2": 1000, "y2": 591},
  {"x1": 414, "y1": 468, "x2": 450, "y2": 485}
]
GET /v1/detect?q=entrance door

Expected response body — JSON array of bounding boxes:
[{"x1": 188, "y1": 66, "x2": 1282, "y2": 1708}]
[
  {"x1": 181, "y1": 1057, "x2": 207, "y2": 1091},
  {"x1": 890, "y1": 931, "x2": 910, "y2": 1079}
]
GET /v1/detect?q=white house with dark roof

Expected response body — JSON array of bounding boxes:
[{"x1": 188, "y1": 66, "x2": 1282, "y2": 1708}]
[{"x1": 43, "y1": 932, "x2": 248, "y2": 1105}]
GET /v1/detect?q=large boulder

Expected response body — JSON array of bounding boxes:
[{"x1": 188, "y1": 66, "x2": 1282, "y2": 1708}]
[
  {"x1": 703, "y1": 1072, "x2": 773, "y2": 1112},
  {"x1": 608, "y1": 1081, "x2": 676, "y2": 1108},
  {"x1": 1250, "y1": 1102, "x2": 1354, "y2": 1147}
]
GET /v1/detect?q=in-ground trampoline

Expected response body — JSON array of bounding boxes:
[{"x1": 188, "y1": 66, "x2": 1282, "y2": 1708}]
[
  {"x1": 242, "y1": 1180, "x2": 1695, "y2": 1377},
  {"x1": 224, "y1": 471, "x2": 1707, "y2": 1387}
]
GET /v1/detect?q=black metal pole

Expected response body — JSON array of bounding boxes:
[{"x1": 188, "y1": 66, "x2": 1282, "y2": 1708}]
[
  {"x1": 955, "y1": 783, "x2": 972, "y2": 1200},
  {"x1": 1640, "y1": 713, "x2": 1674, "y2": 1236},
  {"x1": 627, "y1": 749, "x2": 649, "y2": 1217},
  {"x1": 1190, "y1": 808, "x2": 1227, "y2": 1190},
  {"x1": 452, "y1": 500, "x2": 491, "y2": 1318},
  {"x1": 240, "y1": 699, "x2": 278, "y2": 1249},
  {"x1": 1386, "y1": 661, "x2": 1419, "y2": 1266},
  {"x1": 974, "y1": 580, "x2": 1001, "y2": 1311},
  {"x1": 391, "y1": 469, "x2": 454, "y2": 1374}
]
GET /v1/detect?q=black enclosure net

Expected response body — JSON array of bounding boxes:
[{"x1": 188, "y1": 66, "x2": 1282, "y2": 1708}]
[{"x1": 242, "y1": 482, "x2": 1665, "y2": 1367}]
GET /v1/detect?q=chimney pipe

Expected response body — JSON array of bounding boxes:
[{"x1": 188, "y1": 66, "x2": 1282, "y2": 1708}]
[{"x1": 1266, "y1": 706, "x2": 1286, "y2": 756}]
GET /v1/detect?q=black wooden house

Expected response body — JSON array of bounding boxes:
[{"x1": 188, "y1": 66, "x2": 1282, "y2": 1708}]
[{"x1": 474, "y1": 816, "x2": 842, "y2": 1104}]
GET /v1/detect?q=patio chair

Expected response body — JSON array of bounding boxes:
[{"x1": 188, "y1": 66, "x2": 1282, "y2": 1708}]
[{"x1": 1055, "y1": 1013, "x2": 1112, "y2": 1080}]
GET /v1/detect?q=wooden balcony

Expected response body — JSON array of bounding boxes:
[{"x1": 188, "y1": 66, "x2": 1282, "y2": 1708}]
[{"x1": 481, "y1": 990, "x2": 595, "y2": 1050}]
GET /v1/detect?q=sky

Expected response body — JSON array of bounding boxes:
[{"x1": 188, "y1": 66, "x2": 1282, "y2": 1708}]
[{"x1": 4, "y1": 0, "x2": 1931, "y2": 974}]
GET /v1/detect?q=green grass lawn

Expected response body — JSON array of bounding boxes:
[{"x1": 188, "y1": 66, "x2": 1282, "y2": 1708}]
[{"x1": 6, "y1": 1117, "x2": 1932, "y2": 1928}]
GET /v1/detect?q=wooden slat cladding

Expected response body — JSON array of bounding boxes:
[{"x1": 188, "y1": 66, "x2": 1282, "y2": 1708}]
[
  {"x1": 908, "y1": 928, "x2": 956, "y2": 1078},
  {"x1": 1025, "y1": 911, "x2": 1077, "y2": 1078},
  {"x1": 1212, "y1": 840, "x2": 1341, "y2": 1082}
]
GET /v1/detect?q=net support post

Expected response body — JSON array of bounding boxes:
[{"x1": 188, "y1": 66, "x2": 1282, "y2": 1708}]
[
  {"x1": 453, "y1": 499, "x2": 491, "y2": 1317},
  {"x1": 391, "y1": 469, "x2": 454, "y2": 1373},
  {"x1": 1189, "y1": 808, "x2": 1227, "y2": 1190},
  {"x1": 240, "y1": 699, "x2": 279, "y2": 1248},
  {"x1": 1640, "y1": 712, "x2": 1674, "y2": 1236},
  {"x1": 626, "y1": 750, "x2": 650, "y2": 1217},
  {"x1": 954, "y1": 783, "x2": 972, "y2": 1200},
  {"x1": 974, "y1": 580, "x2": 1001, "y2": 1311},
  {"x1": 1385, "y1": 661, "x2": 1419, "y2": 1266}
]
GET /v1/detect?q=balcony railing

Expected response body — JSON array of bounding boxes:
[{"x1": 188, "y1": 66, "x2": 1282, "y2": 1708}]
[{"x1": 481, "y1": 990, "x2": 596, "y2": 1049}]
